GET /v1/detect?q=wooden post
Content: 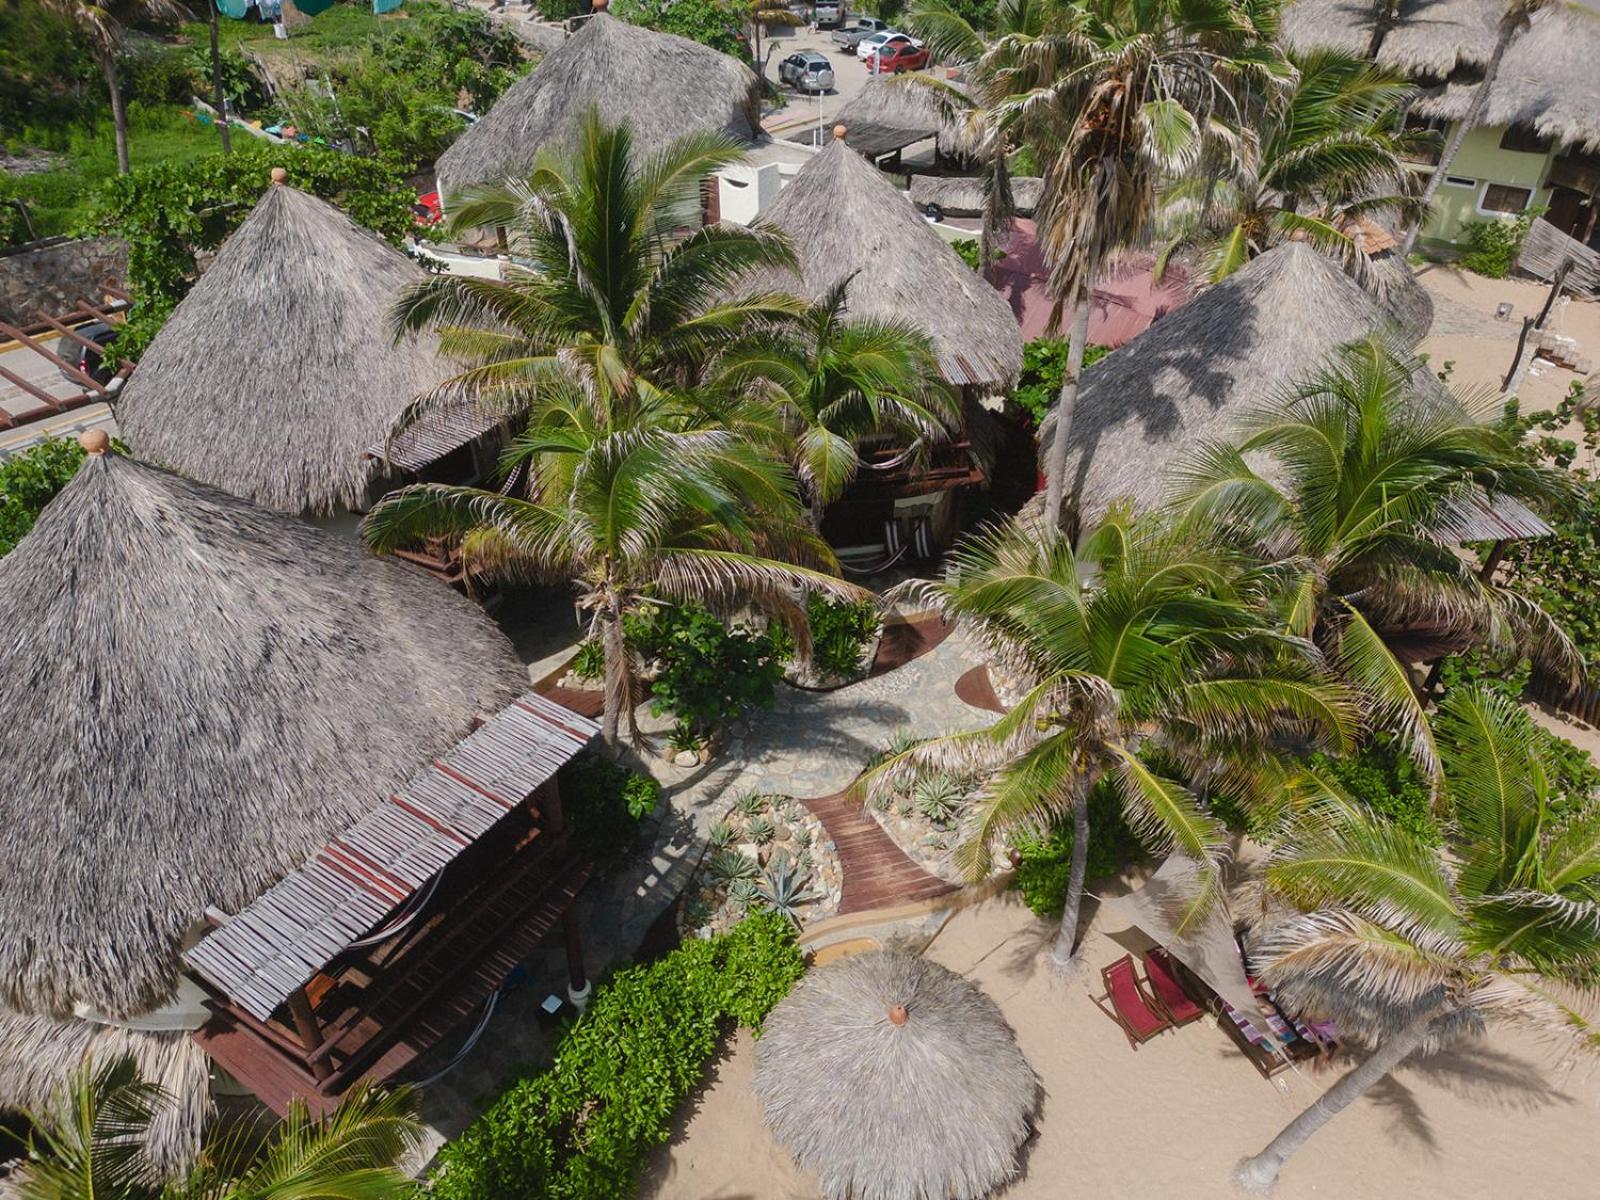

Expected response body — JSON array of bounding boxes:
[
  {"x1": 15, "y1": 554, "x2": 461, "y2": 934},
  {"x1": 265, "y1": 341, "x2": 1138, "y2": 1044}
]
[
  {"x1": 1501, "y1": 316, "x2": 1537, "y2": 394},
  {"x1": 286, "y1": 987, "x2": 332, "y2": 1081},
  {"x1": 1478, "y1": 537, "x2": 1510, "y2": 582},
  {"x1": 541, "y1": 776, "x2": 566, "y2": 835}
]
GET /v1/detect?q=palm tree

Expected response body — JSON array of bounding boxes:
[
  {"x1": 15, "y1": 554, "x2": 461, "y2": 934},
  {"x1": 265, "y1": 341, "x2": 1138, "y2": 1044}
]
[
  {"x1": 1157, "y1": 48, "x2": 1425, "y2": 283},
  {"x1": 390, "y1": 109, "x2": 805, "y2": 431},
  {"x1": 10, "y1": 1053, "x2": 421, "y2": 1200},
  {"x1": 1234, "y1": 685, "x2": 1600, "y2": 1192},
  {"x1": 1168, "y1": 339, "x2": 1576, "y2": 780},
  {"x1": 40, "y1": 0, "x2": 187, "y2": 174},
  {"x1": 861, "y1": 512, "x2": 1357, "y2": 969},
  {"x1": 995, "y1": 0, "x2": 1288, "y2": 531},
  {"x1": 708, "y1": 276, "x2": 961, "y2": 528},
  {"x1": 1398, "y1": 0, "x2": 1550, "y2": 256}
]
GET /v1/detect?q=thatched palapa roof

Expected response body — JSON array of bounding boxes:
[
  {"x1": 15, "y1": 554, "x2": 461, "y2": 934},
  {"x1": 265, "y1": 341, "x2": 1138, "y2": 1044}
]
[
  {"x1": 0, "y1": 439, "x2": 526, "y2": 1022},
  {"x1": 434, "y1": 12, "x2": 761, "y2": 194},
  {"x1": 754, "y1": 132, "x2": 1023, "y2": 387},
  {"x1": 1043, "y1": 242, "x2": 1418, "y2": 523},
  {"x1": 1284, "y1": 0, "x2": 1600, "y2": 151},
  {"x1": 753, "y1": 949, "x2": 1038, "y2": 1200},
  {"x1": 116, "y1": 178, "x2": 464, "y2": 515},
  {"x1": 829, "y1": 76, "x2": 979, "y2": 161},
  {"x1": 908, "y1": 173, "x2": 1042, "y2": 218}
]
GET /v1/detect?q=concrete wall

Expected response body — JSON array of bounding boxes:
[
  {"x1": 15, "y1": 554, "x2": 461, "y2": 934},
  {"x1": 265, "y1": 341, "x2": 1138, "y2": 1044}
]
[
  {"x1": 1422, "y1": 124, "x2": 1559, "y2": 247},
  {"x1": 0, "y1": 236, "x2": 126, "y2": 326}
]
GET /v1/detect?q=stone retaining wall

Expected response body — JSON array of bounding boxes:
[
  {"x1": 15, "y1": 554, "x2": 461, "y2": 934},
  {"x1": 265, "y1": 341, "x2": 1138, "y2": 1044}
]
[{"x1": 0, "y1": 237, "x2": 126, "y2": 326}]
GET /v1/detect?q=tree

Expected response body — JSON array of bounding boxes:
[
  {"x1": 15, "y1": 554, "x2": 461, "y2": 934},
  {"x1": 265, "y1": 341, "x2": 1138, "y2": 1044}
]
[
  {"x1": 1169, "y1": 339, "x2": 1576, "y2": 781},
  {"x1": 861, "y1": 512, "x2": 1356, "y2": 969},
  {"x1": 1234, "y1": 685, "x2": 1600, "y2": 1192},
  {"x1": 38, "y1": 0, "x2": 187, "y2": 174},
  {"x1": 9, "y1": 1053, "x2": 422, "y2": 1200},
  {"x1": 1398, "y1": 0, "x2": 1549, "y2": 256},
  {"x1": 708, "y1": 275, "x2": 960, "y2": 527},
  {"x1": 995, "y1": 0, "x2": 1288, "y2": 531},
  {"x1": 1157, "y1": 47, "x2": 1425, "y2": 283}
]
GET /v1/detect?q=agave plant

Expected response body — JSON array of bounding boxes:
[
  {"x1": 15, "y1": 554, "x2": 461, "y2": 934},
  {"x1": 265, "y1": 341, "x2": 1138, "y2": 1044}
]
[
  {"x1": 747, "y1": 814, "x2": 777, "y2": 845},
  {"x1": 735, "y1": 792, "x2": 769, "y2": 817},
  {"x1": 708, "y1": 821, "x2": 737, "y2": 851},
  {"x1": 757, "y1": 852, "x2": 825, "y2": 928},
  {"x1": 707, "y1": 849, "x2": 760, "y2": 886},
  {"x1": 729, "y1": 878, "x2": 763, "y2": 911},
  {"x1": 682, "y1": 895, "x2": 714, "y2": 930},
  {"x1": 794, "y1": 825, "x2": 814, "y2": 851},
  {"x1": 914, "y1": 773, "x2": 967, "y2": 827}
]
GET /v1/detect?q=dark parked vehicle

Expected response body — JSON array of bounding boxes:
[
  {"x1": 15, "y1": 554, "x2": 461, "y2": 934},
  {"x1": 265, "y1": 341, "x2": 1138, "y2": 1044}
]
[
  {"x1": 779, "y1": 50, "x2": 835, "y2": 93},
  {"x1": 56, "y1": 321, "x2": 119, "y2": 387}
]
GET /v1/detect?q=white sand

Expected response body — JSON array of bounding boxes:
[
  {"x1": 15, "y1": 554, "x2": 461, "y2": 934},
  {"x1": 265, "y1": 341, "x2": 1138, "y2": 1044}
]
[{"x1": 642, "y1": 892, "x2": 1600, "y2": 1199}]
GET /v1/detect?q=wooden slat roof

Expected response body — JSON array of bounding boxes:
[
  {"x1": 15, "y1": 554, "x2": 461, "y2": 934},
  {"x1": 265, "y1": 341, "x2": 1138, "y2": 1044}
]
[
  {"x1": 183, "y1": 692, "x2": 598, "y2": 1021},
  {"x1": 367, "y1": 403, "x2": 505, "y2": 474}
]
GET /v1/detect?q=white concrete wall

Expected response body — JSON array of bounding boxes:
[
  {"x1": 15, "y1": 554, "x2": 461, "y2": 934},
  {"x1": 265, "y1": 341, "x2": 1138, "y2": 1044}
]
[{"x1": 715, "y1": 162, "x2": 785, "y2": 225}]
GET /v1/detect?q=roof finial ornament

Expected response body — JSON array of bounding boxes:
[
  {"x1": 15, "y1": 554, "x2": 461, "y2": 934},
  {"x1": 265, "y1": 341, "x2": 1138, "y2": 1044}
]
[
  {"x1": 888, "y1": 1002, "x2": 908, "y2": 1027},
  {"x1": 833, "y1": 124, "x2": 847, "y2": 141},
  {"x1": 591, "y1": 0, "x2": 607, "y2": 10},
  {"x1": 79, "y1": 429, "x2": 110, "y2": 456},
  {"x1": 270, "y1": 166, "x2": 288, "y2": 186}
]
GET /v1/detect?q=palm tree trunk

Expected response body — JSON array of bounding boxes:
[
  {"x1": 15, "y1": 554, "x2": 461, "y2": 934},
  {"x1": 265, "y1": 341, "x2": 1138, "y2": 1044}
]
[
  {"x1": 1040, "y1": 290, "x2": 1094, "y2": 534},
  {"x1": 980, "y1": 142, "x2": 1009, "y2": 283},
  {"x1": 99, "y1": 50, "x2": 130, "y2": 175},
  {"x1": 599, "y1": 596, "x2": 628, "y2": 756},
  {"x1": 208, "y1": 0, "x2": 233, "y2": 153},
  {"x1": 1233, "y1": 1006, "x2": 1440, "y2": 1193},
  {"x1": 1048, "y1": 792, "x2": 1092, "y2": 969},
  {"x1": 1398, "y1": 16, "x2": 1521, "y2": 256}
]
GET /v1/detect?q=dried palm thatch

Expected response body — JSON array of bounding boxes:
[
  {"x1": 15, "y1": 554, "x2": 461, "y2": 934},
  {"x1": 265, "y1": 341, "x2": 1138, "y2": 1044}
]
[
  {"x1": 0, "y1": 1010, "x2": 211, "y2": 1172},
  {"x1": 831, "y1": 77, "x2": 979, "y2": 161},
  {"x1": 752, "y1": 949, "x2": 1037, "y2": 1200},
  {"x1": 752, "y1": 134, "x2": 1023, "y2": 387},
  {"x1": 0, "y1": 441, "x2": 526, "y2": 1022},
  {"x1": 1353, "y1": 248, "x2": 1435, "y2": 343},
  {"x1": 434, "y1": 12, "x2": 761, "y2": 195},
  {"x1": 1284, "y1": 0, "x2": 1600, "y2": 151},
  {"x1": 116, "y1": 180, "x2": 453, "y2": 515},
  {"x1": 908, "y1": 174, "x2": 1042, "y2": 218},
  {"x1": 1040, "y1": 242, "x2": 1415, "y2": 525}
]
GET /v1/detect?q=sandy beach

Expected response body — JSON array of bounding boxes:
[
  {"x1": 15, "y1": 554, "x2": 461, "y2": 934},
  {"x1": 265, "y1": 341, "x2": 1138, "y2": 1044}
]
[{"x1": 642, "y1": 891, "x2": 1600, "y2": 1200}]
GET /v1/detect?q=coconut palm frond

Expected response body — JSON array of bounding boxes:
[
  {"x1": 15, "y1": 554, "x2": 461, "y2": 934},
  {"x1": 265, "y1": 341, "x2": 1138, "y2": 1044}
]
[{"x1": 1327, "y1": 601, "x2": 1439, "y2": 785}]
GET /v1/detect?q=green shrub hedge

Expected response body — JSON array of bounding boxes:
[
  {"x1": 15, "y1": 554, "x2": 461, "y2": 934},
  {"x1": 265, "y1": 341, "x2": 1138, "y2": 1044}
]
[
  {"x1": 807, "y1": 593, "x2": 881, "y2": 679},
  {"x1": 1010, "y1": 781, "x2": 1143, "y2": 916},
  {"x1": 428, "y1": 912, "x2": 806, "y2": 1200},
  {"x1": 561, "y1": 754, "x2": 661, "y2": 863}
]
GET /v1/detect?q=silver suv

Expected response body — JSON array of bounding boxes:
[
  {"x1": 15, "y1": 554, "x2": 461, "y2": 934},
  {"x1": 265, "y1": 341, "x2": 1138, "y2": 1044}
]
[{"x1": 778, "y1": 51, "x2": 835, "y2": 93}]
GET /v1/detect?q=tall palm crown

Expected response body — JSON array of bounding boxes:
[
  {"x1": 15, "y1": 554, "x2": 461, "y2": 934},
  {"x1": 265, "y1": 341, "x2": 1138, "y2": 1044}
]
[
  {"x1": 1169, "y1": 340, "x2": 1575, "y2": 780},
  {"x1": 11, "y1": 1054, "x2": 422, "y2": 1200},
  {"x1": 1236, "y1": 686, "x2": 1600, "y2": 1191},
  {"x1": 1158, "y1": 47, "x2": 1424, "y2": 282},
  {"x1": 390, "y1": 109, "x2": 803, "y2": 430},
  {"x1": 708, "y1": 276, "x2": 960, "y2": 526},
  {"x1": 864, "y1": 513, "x2": 1356, "y2": 966}
]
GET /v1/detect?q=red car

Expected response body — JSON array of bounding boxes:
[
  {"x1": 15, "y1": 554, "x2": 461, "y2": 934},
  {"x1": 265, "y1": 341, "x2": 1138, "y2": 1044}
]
[{"x1": 867, "y1": 41, "x2": 929, "y2": 73}]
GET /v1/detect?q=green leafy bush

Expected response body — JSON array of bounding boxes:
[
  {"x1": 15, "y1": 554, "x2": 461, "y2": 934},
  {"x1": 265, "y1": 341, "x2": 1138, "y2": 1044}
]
[
  {"x1": 429, "y1": 911, "x2": 805, "y2": 1200},
  {"x1": 949, "y1": 238, "x2": 1005, "y2": 271},
  {"x1": 560, "y1": 754, "x2": 661, "y2": 861},
  {"x1": 627, "y1": 602, "x2": 783, "y2": 735},
  {"x1": 1010, "y1": 336, "x2": 1110, "y2": 427},
  {"x1": 1010, "y1": 781, "x2": 1143, "y2": 916},
  {"x1": 0, "y1": 436, "x2": 126, "y2": 557},
  {"x1": 1459, "y1": 210, "x2": 1538, "y2": 279},
  {"x1": 808, "y1": 593, "x2": 880, "y2": 679},
  {"x1": 569, "y1": 638, "x2": 605, "y2": 681},
  {"x1": 1311, "y1": 739, "x2": 1440, "y2": 844},
  {"x1": 610, "y1": 0, "x2": 745, "y2": 56}
]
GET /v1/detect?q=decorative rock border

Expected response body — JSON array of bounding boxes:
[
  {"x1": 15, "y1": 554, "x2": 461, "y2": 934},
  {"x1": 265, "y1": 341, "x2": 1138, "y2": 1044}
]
[{"x1": 677, "y1": 793, "x2": 843, "y2": 939}]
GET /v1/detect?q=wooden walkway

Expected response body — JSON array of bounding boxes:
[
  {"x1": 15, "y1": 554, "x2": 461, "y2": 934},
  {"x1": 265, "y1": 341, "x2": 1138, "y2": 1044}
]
[{"x1": 802, "y1": 788, "x2": 955, "y2": 915}]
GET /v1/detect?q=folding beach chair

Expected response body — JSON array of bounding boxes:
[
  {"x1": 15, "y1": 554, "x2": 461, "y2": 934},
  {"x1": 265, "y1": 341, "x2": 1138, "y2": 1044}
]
[
  {"x1": 1144, "y1": 947, "x2": 1205, "y2": 1026},
  {"x1": 1092, "y1": 954, "x2": 1172, "y2": 1049}
]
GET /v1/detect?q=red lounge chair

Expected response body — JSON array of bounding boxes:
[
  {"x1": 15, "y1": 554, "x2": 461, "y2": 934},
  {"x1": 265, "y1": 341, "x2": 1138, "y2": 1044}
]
[
  {"x1": 1144, "y1": 948, "x2": 1205, "y2": 1025},
  {"x1": 1093, "y1": 954, "x2": 1172, "y2": 1048}
]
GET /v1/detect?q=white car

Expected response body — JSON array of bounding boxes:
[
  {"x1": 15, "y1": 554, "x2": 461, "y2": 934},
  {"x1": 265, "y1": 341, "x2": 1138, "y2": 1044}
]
[{"x1": 855, "y1": 30, "x2": 921, "y2": 60}]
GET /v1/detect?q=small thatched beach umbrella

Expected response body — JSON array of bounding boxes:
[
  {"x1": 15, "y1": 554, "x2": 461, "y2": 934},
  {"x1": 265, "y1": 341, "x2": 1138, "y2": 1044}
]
[
  {"x1": 434, "y1": 6, "x2": 762, "y2": 196},
  {"x1": 752, "y1": 128, "x2": 1023, "y2": 390},
  {"x1": 753, "y1": 950, "x2": 1038, "y2": 1200},
  {"x1": 117, "y1": 169, "x2": 461, "y2": 515}
]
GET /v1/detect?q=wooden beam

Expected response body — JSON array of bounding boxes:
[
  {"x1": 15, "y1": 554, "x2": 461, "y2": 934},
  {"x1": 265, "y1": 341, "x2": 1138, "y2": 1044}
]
[{"x1": 0, "y1": 319, "x2": 106, "y2": 395}]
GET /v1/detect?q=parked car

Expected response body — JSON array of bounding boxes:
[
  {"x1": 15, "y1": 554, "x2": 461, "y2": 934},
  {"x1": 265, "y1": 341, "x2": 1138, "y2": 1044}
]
[
  {"x1": 55, "y1": 321, "x2": 119, "y2": 387},
  {"x1": 779, "y1": 51, "x2": 835, "y2": 93},
  {"x1": 813, "y1": 0, "x2": 844, "y2": 28},
  {"x1": 855, "y1": 30, "x2": 920, "y2": 60},
  {"x1": 865, "y1": 40, "x2": 930, "y2": 72},
  {"x1": 831, "y1": 15, "x2": 889, "y2": 51}
]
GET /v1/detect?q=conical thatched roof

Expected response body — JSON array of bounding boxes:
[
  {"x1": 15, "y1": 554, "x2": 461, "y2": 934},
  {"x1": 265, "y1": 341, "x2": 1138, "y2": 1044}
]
[
  {"x1": 0, "y1": 442, "x2": 525, "y2": 1021},
  {"x1": 755, "y1": 135, "x2": 1023, "y2": 387},
  {"x1": 1043, "y1": 242, "x2": 1415, "y2": 524},
  {"x1": 831, "y1": 76, "x2": 980, "y2": 161},
  {"x1": 435, "y1": 12, "x2": 761, "y2": 195},
  {"x1": 116, "y1": 181, "x2": 453, "y2": 515},
  {"x1": 1284, "y1": 0, "x2": 1600, "y2": 151},
  {"x1": 753, "y1": 949, "x2": 1038, "y2": 1200}
]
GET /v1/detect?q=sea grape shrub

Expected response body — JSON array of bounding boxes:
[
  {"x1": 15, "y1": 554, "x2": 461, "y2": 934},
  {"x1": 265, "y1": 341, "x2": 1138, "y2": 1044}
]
[
  {"x1": 1010, "y1": 336, "x2": 1110, "y2": 428},
  {"x1": 626, "y1": 602, "x2": 783, "y2": 736},
  {"x1": 1010, "y1": 780, "x2": 1143, "y2": 917},
  {"x1": 428, "y1": 911, "x2": 805, "y2": 1200},
  {"x1": 561, "y1": 754, "x2": 661, "y2": 862}
]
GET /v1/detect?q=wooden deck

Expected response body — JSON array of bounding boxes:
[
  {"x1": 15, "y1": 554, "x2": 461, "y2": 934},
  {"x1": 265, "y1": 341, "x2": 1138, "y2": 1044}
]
[
  {"x1": 802, "y1": 789, "x2": 955, "y2": 915},
  {"x1": 954, "y1": 665, "x2": 1006, "y2": 714},
  {"x1": 870, "y1": 614, "x2": 954, "y2": 677}
]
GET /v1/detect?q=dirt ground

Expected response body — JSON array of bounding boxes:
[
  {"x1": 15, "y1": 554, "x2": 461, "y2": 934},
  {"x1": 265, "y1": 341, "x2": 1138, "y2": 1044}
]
[{"x1": 641, "y1": 891, "x2": 1600, "y2": 1200}]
